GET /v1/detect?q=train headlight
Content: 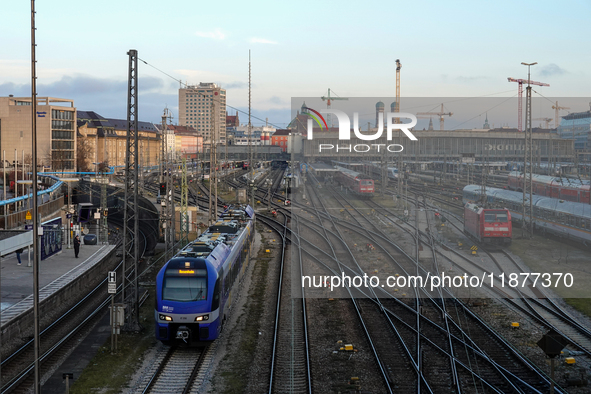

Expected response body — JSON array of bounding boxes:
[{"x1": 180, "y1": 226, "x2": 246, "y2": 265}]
[
  {"x1": 159, "y1": 314, "x2": 173, "y2": 321},
  {"x1": 195, "y1": 315, "x2": 209, "y2": 321}
]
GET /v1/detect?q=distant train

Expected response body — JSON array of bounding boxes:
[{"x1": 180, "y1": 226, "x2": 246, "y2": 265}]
[
  {"x1": 364, "y1": 162, "x2": 399, "y2": 180},
  {"x1": 155, "y1": 205, "x2": 255, "y2": 345},
  {"x1": 463, "y1": 185, "x2": 591, "y2": 245},
  {"x1": 464, "y1": 203, "x2": 512, "y2": 246},
  {"x1": 334, "y1": 166, "x2": 374, "y2": 197},
  {"x1": 507, "y1": 171, "x2": 590, "y2": 203}
]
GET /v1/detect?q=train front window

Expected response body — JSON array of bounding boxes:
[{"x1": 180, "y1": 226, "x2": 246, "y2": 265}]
[
  {"x1": 361, "y1": 180, "x2": 373, "y2": 185},
  {"x1": 485, "y1": 211, "x2": 508, "y2": 222},
  {"x1": 163, "y1": 269, "x2": 207, "y2": 302}
]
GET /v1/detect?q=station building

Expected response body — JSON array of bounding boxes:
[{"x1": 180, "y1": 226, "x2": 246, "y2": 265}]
[{"x1": 301, "y1": 128, "x2": 574, "y2": 164}]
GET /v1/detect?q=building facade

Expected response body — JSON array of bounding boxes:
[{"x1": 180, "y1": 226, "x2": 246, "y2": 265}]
[
  {"x1": 558, "y1": 110, "x2": 591, "y2": 151},
  {"x1": 77, "y1": 111, "x2": 160, "y2": 169},
  {"x1": 271, "y1": 129, "x2": 291, "y2": 152},
  {"x1": 178, "y1": 83, "x2": 226, "y2": 149},
  {"x1": 302, "y1": 129, "x2": 574, "y2": 163},
  {"x1": 0, "y1": 96, "x2": 77, "y2": 170}
]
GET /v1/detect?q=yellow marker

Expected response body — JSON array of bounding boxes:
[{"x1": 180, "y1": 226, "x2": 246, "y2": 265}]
[
  {"x1": 565, "y1": 357, "x2": 576, "y2": 364},
  {"x1": 511, "y1": 322, "x2": 520, "y2": 328},
  {"x1": 345, "y1": 344, "x2": 354, "y2": 351},
  {"x1": 266, "y1": 249, "x2": 270, "y2": 253}
]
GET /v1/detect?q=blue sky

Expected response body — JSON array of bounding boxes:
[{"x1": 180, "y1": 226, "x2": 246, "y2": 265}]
[{"x1": 1, "y1": 0, "x2": 590, "y2": 127}]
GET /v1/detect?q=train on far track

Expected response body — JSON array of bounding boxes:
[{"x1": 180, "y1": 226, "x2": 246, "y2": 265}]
[
  {"x1": 463, "y1": 185, "x2": 591, "y2": 245},
  {"x1": 334, "y1": 166, "x2": 375, "y2": 197},
  {"x1": 155, "y1": 205, "x2": 255, "y2": 345},
  {"x1": 507, "y1": 171, "x2": 590, "y2": 203},
  {"x1": 463, "y1": 203, "x2": 512, "y2": 246}
]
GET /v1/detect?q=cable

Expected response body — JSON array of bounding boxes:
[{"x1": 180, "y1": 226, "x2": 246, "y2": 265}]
[
  {"x1": 451, "y1": 94, "x2": 517, "y2": 130},
  {"x1": 138, "y1": 57, "x2": 284, "y2": 129}
]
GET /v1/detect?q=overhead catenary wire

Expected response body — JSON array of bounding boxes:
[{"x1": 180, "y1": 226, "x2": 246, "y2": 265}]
[{"x1": 137, "y1": 57, "x2": 284, "y2": 129}]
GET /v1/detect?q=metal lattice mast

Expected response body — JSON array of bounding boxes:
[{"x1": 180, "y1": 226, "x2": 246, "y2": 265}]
[
  {"x1": 180, "y1": 157, "x2": 188, "y2": 243},
  {"x1": 522, "y1": 62, "x2": 536, "y2": 238},
  {"x1": 101, "y1": 176, "x2": 108, "y2": 244},
  {"x1": 123, "y1": 49, "x2": 140, "y2": 329},
  {"x1": 165, "y1": 151, "x2": 173, "y2": 261}
]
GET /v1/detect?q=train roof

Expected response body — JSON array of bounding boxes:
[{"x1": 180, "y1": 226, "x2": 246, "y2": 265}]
[
  {"x1": 463, "y1": 185, "x2": 591, "y2": 218},
  {"x1": 335, "y1": 165, "x2": 366, "y2": 179},
  {"x1": 509, "y1": 171, "x2": 590, "y2": 189}
]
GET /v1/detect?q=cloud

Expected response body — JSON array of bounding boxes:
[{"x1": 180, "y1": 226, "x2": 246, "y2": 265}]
[
  {"x1": 249, "y1": 38, "x2": 278, "y2": 45},
  {"x1": 195, "y1": 29, "x2": 226, "y2": 40},
  {"x1": 268, "y1": 96, "x2": 287, "y2": 105},
  {"x1": 224, "y1": 81, "x2": 247, "y2": 89},
  {"x1": 539, "y1": 63, "x2": 567, "y2": 77}
]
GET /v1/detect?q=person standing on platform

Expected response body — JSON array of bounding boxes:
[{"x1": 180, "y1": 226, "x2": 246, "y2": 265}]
[
  {"x1": 74, "y1": 235, "x2": 81, "y2": 258},
  {"x1": 15, "y1": 248, "x2": 23, "y2": 265}
]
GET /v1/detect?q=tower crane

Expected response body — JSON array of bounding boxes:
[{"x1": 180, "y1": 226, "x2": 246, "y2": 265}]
[
  {"x1": 321, "y1": 89, "x2": 348, "y2": 128},
  {"x1": 552, "y1": 101, "x2": 570, "y2": 128},
  {"x1": 417, "y1": 104, "x2": 453, "y2": 130},
  {"x1": 507, "y1": 77, "x2": 549, "y2": 132}
]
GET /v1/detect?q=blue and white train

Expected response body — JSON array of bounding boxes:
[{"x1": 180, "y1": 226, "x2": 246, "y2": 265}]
[
  {"x1": 155, "y1": 205, "x2": 255, "y2": 345},
  {"x1": 463, "y1": 185, "x2": 591, "y2": 245}
]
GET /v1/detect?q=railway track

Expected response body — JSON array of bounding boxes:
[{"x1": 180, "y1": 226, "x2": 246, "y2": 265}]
[
  {"x1": 291, "y1": 174, "x2": 564, "y2": 392},
  {"x1": 136, "y1": 345, "x2": 211, "y2": 394}
]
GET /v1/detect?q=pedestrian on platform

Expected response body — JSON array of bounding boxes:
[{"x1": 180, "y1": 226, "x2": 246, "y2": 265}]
[
  {"x1": 74, "y1": 235, "x2": 81, "y2": 258},
  {"x1": 15, "y1": 248, "x2": 23, "y2": 265}
]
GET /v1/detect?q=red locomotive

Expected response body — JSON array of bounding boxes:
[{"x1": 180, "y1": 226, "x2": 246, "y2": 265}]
[
  {"x1": 334, "y1": 166, "x2": 374, "y2": 198},
  {"x1": 464, "y1": 203, "x2": 512, "y2": 246},
  {"x1": 507, "y1": 171, "x2": 590, "y2": 203}
]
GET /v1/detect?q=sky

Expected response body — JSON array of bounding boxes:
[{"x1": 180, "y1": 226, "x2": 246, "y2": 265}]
[{"x1": 1, "y1": 0, "x2": 590, "y2": 128}]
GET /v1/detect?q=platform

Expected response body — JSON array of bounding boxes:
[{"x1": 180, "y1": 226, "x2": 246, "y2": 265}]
[{"x1": 0, "y1": 243, "x2": 117, "y2": 326}]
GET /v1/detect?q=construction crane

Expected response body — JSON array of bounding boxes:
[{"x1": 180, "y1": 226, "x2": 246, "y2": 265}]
[
  {"x1": 533, "y1": 117, "x2": 553, "y2": 129},
  {"x1": 507, "y1": 77, "x2": 549, "y2": 132},
  {"x1": 552, "y1": 101, "x2": 570, "y2": 128},
  {"x1": 321, "y1": 89, "x2": 348, "y2": 128},
  {"x1": 417, "y1": 104, "x2": 453, "y2": 130}
]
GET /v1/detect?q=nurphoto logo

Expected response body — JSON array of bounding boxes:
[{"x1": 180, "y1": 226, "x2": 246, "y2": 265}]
[{"x1": 303, "y1": 107, "x2": 418, "y2": 153}]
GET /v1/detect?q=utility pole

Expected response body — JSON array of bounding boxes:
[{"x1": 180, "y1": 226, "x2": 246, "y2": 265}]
[
  {"x1": 123, "y1": 49, "x2": 141, "y2": 330},
  {"x1": 180, "y1": 157, "x2": 188, "y2": 244},
  {"x1": 101, "y1": 168, "x2": 108, "y2": 244},
  {"x1": 208, "y1": 92, "x2": 218, "y2": 224},
  {"x1": 522, "y1": 62, "x2": 537, "y2": 238},
  {"x1": 249, "y1": 50, "x2": 255, "y2": 208},
  {"x1": 30, "y1": 1, "x2": 41, "y2": 391}
]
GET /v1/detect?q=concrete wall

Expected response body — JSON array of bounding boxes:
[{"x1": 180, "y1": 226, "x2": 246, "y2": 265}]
[{"x1": 0, "y1": 246, "x2": 119, "y2": 357}]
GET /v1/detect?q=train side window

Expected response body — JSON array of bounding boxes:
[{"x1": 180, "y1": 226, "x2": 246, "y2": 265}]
[{"x1": 211, "y1": 276, "x2": 221, "y2": 310}]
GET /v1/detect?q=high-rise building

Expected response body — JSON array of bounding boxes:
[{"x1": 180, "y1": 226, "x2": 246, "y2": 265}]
[{"x1": 179, "y1": 83, "x2": 226, "y2": 149}]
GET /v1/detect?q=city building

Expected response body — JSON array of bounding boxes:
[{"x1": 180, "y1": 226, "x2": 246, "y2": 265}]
[
  {"x1": 0, "y1": 96, "x2": 77, "y2": 170},
  {"x1": 155, "y1": 124, "x2": 203, "y2": 161},
  {"x1": 557, "y1": 110, "x2": 591, "y2": 151},
  {"x1": 77, "y1": 111, "x2": 160, "y2": 169},
  {"x1": 178, "y1": 83, "x2": 226, "y2": 149},
  {"x1": 271, "y1": 129, "x2": 291, "y2": 152}
]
